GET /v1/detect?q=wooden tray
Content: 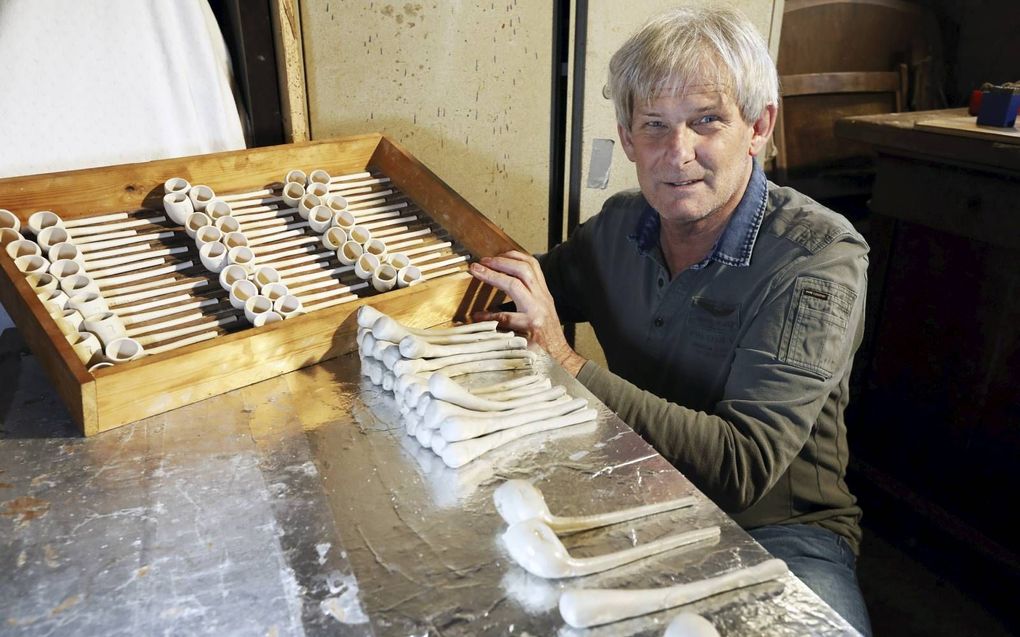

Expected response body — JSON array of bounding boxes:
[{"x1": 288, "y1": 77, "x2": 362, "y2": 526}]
[{"x1": 0, "y1": 135, "x2": 517, "y2": 435}]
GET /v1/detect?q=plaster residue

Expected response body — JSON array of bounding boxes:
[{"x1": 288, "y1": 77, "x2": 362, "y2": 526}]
[{"x1": 320, "y1": 573, "x2": 368, "y2": 624}]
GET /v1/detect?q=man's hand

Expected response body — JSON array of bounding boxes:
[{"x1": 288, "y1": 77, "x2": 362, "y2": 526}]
[{"x1": 469, "y1": 251, "x2": 587, "y2": 377}]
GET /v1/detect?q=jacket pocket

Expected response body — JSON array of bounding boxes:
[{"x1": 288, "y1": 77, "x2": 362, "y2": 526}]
[{"x1": 779, "y1": 276, "x2": 857, "y2": 379}]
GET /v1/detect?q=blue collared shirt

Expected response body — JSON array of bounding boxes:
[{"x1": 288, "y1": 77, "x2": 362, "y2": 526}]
[{"x1": 629, "y1": 159, "x2": 769, "y2": 270}]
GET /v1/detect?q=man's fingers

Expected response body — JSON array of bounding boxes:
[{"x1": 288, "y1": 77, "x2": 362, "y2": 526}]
[
  {"x1": 471, "y1": 310, "x2": 532, "y2": 334},
  {"x1": 470, "y1": 262, "x2": 537, "y2": 307},
  {"x1": 478, "y1": 254, "x2": 544, "y2": 290}
]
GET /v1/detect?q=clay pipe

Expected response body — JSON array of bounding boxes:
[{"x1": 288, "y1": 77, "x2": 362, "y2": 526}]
[
  {"x1": 439, "y1": 398, "x2": 590, "y2": 442},
  {"x1": 386, "y1": 346, "x2": 533, "y2": 374},
  {"x1": 440, "y1": 407, "x2": 598, "y2": 468},
  {"x1": 493, "y1": 480, "x2": 697, "y2": 535},
  {"x1": 371, "y1": 315, "x2": 502, "y2": 343},
  {"x1": 558, "y1": 559, "x2": 788, "y2": 628},
  {"x1": 399, "y1": 333, "x2": 526, "y2": 359},
  {"x1": 427, "y1": 374, "x2": 561, "y2": 411},
  {"x1": 502, "y1": 518, "x2": 719, "y2": 579}
]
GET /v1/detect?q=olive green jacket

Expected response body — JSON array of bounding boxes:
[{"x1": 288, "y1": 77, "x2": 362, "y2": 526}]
[{"x1": 540, "y1": 171, "x2": 867, "y2": 553}]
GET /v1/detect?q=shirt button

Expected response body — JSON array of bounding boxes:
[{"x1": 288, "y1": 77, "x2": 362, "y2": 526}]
[
  {"x1": 657, "y1": 278, "x2": 664, "y2": 288},
  {"x1": 654, "y1": 317, "x2": 664, "y2": 327}
]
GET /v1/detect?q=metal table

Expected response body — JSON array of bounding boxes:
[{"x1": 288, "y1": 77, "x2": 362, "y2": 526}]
[{"x1": 0, "y1": 330, "x2": 856, "y2": 635}]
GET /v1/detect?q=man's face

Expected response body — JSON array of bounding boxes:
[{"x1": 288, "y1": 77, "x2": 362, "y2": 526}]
[{"x1": 618, "y1": 86, "x2": 774, "y2": 227}]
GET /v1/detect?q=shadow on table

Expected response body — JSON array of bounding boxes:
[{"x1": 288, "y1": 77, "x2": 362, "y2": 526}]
[{"x1": 0, "y1": 328, "x2": 81, "y2": 439}]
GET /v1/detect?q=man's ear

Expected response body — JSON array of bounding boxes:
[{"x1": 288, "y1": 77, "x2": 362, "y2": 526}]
[
  {"x1": 749, "y1": 104, "x2": 778, "y2": 157},
  {"x1": 618, "y1": 123, "x2": 637, "y2": 162}
]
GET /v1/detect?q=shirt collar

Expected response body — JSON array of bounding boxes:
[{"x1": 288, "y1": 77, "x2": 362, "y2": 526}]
[{"x1": 627, "y1": 159, "x2": 768, "y2": 269}]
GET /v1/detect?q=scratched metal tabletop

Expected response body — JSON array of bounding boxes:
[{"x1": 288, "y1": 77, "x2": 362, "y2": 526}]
[{"x1": 0, "y1": 329, "x2": 857, "y2": 636}]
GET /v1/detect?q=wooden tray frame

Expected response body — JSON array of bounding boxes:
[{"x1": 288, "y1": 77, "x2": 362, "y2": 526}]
[{"x1": 0, "y1": 134, "x2": 518, "y2": 435}]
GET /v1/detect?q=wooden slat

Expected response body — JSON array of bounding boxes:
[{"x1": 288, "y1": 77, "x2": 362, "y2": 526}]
[{"x1": 0, "y1": 134, "x2": 382, "y2": 220}]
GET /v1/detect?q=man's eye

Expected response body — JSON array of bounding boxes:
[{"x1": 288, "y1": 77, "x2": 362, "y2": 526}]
[
  {"x1": 695, "y1": 115, "x2": 720, "y2": 125},
  {"x1": 643, "y1": 120, "x2": 667, "y2": 130}
]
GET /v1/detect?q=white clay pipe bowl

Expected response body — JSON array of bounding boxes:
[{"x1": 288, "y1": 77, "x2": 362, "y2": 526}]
[
  {"x1": 6, "y1": 238, "x2": 42, "y2": 260},
  {"x1": 82, "y1": 311, "x2": 128, "y2": 348},
  {"x1": 66, "y1": 331, "x2": 103, "y2": 366},
  {"x1": 494, "y1": 480, "x2": 697, "y2": 535},
  {"x1": 559, "y1": 559, "x2": 789, "y2": 629},
  {"x1": 104, "y1": 337, "x2": 145, "y2": 363},
  {"x1": 0, "y1": 209, "x2": 21, "y2": 233},
  {"x1": 26, "y1": 211, "x2": 64, "y2": 236},
  {"x1": 14, "y1": 254, "x2": 50, "y2": 276},
  {"x1": 36, "y1": 226, "x2": 71, "y2": 251}
]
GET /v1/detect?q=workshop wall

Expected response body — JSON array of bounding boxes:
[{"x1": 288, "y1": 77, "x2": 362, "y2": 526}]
[{"x1": 301, "y1": 2, "x2": 554, "y2": 254}]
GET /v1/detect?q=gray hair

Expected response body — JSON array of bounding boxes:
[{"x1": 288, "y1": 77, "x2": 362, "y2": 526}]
[{"x1": 608, "y1": 6, "x2": 779, "y2": 130}]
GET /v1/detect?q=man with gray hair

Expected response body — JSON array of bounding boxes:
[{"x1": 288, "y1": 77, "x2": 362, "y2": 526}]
[{"x1": 470, "y1": 6, "x2": 871, "y2": 635}]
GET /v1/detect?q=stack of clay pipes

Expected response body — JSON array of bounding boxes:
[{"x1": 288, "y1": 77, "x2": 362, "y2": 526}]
[
  {"x1": 163, "y1": 168, "x2": 470, "y2": 317},
  {"x1": 2, "y1": 206, "x2": 231, "y2": 371},
  {"x1": 355, "y1": 305, "x2": 597, "y2": 468}
]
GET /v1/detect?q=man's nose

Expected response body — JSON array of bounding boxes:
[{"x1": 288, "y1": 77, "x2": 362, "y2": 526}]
[{"x1": 665, "y1": 127, "x2": 696, "y2": 165}]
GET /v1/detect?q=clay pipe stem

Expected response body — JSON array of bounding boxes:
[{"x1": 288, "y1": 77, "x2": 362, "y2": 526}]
[
  {"x1": 65, "y1": 216, "x2": 167, "y2": 236},
  {"x1": 398, "y1": 332, "x2": 523, "y2": 360},
  {"x1": 373, "y1": 315, "x2": 501, "y2": 344},
  {"x1": 89, "y1": 257, "x2": 168, "y2": 280},
  {"x1": 558, "y1": 559, "x2": 789, "y2": 629},
  {"x1": 390, "y1": 348, "x2": 535, "y2": 375},
  {"x1": 135, "y1": 315, "x2": 237, "y2": 347},
  {"x1": 440, "y1": 398, "x2": 589, "y2": 442},
  {"x1": 493, "y1": 480, "x2": 697, "y2": 534},
  {"x1": 62, "y1": 212, "x2": 130, "y2": 228},
  {"x1": 441, "y1": 408, "x2": 598, "y2": 468},
  {"x1": 145, "y1": 331, "x2": 219, "y2": 356},
  {"x1": 104, "y1": 278, "x2": 212, "y2": 305},
  {"x1": 427, "y1": 374, "x2": 566, "y2": 411},
  {"x1": 95, "y1": 261, "x2": 196, "y2": 288},
  {"x1": 303, "y1": 294, "x2": 360, "y2": 311},
  {"x1": 76, "y1": 231, "x2": 177, "y2": 252},
  {"x1": 421, "y1": 392, "x2": 570, "y2": 431},
  {"x1": 250, "y1": 235, "x2": 319, "y2": 253},
  {"x1": 121, "y1": 297, "x2": 221, "y2": 325},
  {"x1": 472, "y1": 374, "x2": 547, "y2": 395},
  {"x1": 85, "y1": 246, "x2": 188, "y2": 270},
  {"x1": 127, "y1": 307, "x2": 230, "y2": 338}
]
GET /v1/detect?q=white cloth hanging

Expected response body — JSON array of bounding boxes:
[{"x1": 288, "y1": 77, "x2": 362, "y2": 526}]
[{"x1": 0, "y1": 0, "x2": 247, "y2": 331}]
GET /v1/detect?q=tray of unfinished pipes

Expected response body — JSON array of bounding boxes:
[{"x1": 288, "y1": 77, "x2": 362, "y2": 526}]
[{"x1": 0, "y1": 134, "x2": 514, "y2": 435}]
